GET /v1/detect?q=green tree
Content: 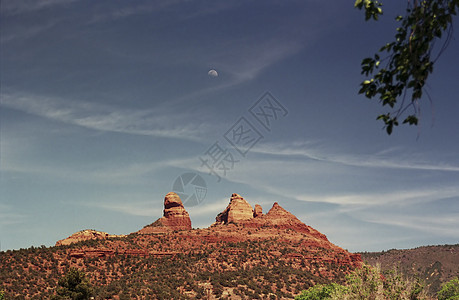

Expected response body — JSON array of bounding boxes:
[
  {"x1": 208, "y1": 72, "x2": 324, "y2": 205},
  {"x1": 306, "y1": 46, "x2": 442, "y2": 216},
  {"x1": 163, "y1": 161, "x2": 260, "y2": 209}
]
[
  {"x1": 438, "y1": 277, "x2": 459, "y2": 300},
  {"x1": 355, "y1": 0, "x2": 459, "y2": 134},
  {"x1": 51, "y1": 268, "x2": 93, "y2": 300},
  {"x1": 0, "y1": 289, "x2": 5, "y2": 300}
]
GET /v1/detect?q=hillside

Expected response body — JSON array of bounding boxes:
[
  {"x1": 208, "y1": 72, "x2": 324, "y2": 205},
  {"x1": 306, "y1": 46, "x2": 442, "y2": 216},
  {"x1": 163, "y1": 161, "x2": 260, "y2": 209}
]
[
  {"x1": 360, "y1": 244, "x2": 459, "y2": 295},
  {"x1": 0, "y1": 193, "x2": 361, "y2": 299}
]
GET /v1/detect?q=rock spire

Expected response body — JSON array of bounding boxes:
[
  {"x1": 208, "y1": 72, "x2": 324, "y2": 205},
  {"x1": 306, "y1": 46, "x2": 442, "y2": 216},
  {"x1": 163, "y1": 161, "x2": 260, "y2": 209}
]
[{"x1": 138, "y1": 192, "x2": 192, "y2": 234}]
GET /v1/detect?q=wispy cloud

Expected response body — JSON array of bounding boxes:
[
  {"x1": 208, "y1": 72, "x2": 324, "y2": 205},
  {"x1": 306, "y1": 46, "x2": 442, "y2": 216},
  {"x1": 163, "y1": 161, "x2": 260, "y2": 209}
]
[
  {"x1": 253, "y1": 141, "x2": 459, "y2": 172},
  {"x1": 187, "y1": 198, "x2": 229, "y2": 218},
  {"x1": 0, "y1": 204, "x2": 26, "y2": 227},
  {"x1": 294, "y1": 188, "x2": 459, "y2": 206},
  {"x1": 0, "y1": 20, "x2": 60, "y2": 43},
  {"x1": 86, "y1": 1, "x2": 182, "y2": 24},
  {"x1": 1, "y1": 0, "x2": 78, "y2": 15},
  {"x1": 160, "y1": 138, "x2": 459, "y2": 209},
  {"x1": 356, "y1": 210, "x2": 459, "y2": 238},
  {"x1": 163, "y1": 40, "x2": 304, "y2": 109},
  {"x1": 1, "y1": 93, "x2": 209, "y2": 141},
  {"x1": 87, "y1": 1, "x2": 246, "y2": 25},
  {"x1": 80, "y1": 200, "x2": 162, "y2": 218},
  {"x1": 78, "y1": 196, "x2": 228, "y2": 226},
  {"x1": 2, "y1": 151, "x2": 199, "y2": 186},
  {"x1": 214, "y1": 39, "x2": 304, "y2": 82}
]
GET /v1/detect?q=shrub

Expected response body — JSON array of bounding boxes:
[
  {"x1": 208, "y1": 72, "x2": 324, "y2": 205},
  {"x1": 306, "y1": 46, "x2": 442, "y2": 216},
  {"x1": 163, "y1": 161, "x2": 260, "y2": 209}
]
[
  {"x1": 295, "y1": 264, "x2": 429, "y2": 300},
  {"x1": 295, "y1": 282, "x2": 345, "y2": 300},
  {"x1": 437, "y1": 277, "x2": 459, "y2": 300},
  {"x1": 51, "y1": 268, "x2": 93, "y2": 300}
]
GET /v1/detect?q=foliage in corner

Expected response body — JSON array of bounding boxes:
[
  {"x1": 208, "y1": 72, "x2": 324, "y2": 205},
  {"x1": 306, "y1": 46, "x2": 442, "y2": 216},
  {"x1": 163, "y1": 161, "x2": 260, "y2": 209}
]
[
  {"x1": 51, "y1": 268, "x2": 93, "y2": 300},
  {"x1": 295, "y1": 264, "x2": 429, "y2": 300},
  {"x1": 355, "y1": 0, "x2": 459, "y2": 134},
  {"x1": 355, "y1": 0, "x2": 383, "y2": 20},
  {"x1": 437, "y1": 277, "x2": 459, "y2": 300},
  {"x1": 0, "y1": 289, "x2": 5, "y2": 300}
]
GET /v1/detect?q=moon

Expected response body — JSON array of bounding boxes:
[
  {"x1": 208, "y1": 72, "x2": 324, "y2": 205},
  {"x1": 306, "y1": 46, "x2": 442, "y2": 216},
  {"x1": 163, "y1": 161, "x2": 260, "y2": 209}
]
[{"x1": 208, "y1": 69, "x2": 218, "y2": 77}]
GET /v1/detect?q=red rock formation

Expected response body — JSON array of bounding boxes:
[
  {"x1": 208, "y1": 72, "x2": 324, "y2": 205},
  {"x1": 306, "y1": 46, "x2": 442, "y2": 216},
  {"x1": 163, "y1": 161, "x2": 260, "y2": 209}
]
[
  {"x1": 243, "y1": 202, "x2": 328, "y2": 241},
  {"x1": 268, "y1": 202, "x2": 328, "y2": 240},
  {"x1": 253, "y1": 204, "x2": 263, "y2": 218},
  {"x1": 59, "y1": 192, "x2": 361, "y2": 276},
  {"x1": 138, "y1": 192, "x2": 192, "y2": 234},
  {"x1": 56, "y1": 229, "x2": 124, "y2": 246},
  {"x1": 213, "y1": 195, "x2": 327, "y2": 241},
  {"x1": 162, "y1": 192, "x2": 192, "y2": 229},
  {"x1": 215, "y1": 193, "x2": 254, "y2": 224}
]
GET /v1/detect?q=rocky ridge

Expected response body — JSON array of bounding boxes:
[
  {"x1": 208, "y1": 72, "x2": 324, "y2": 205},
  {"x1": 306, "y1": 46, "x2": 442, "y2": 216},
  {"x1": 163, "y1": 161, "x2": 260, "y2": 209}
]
[
  {"x1": 56, "y1": 192, "x2": 343, "y2": 255},
  {"x1": 250, "y1": 202, "x2": 328, "y2": 240},
  {"x1": 55, "y1": 229, "x2": 125, "y2": 246},
  {"x1": 213, "y1": 194, "x2": 328, "y2": 241}
]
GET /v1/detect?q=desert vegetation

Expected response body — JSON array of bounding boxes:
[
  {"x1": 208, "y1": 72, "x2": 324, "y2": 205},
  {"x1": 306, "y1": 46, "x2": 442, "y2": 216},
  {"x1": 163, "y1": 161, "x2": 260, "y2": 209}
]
[
  {"x1": 0, "y1": 237, "x2": 348, "y2": 299},
  {"x1": 296, "y1": 265, "x2": 459, "y2": 300},
  {"x1": 1, "y1": 238, "x2": 458, "y2": 299}
]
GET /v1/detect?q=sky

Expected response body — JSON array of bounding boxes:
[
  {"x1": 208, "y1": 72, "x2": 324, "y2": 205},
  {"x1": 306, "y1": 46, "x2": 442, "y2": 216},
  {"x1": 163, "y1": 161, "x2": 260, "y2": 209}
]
[{"x1": 1, "y1": 0, "x2": 458, "y2": 253}]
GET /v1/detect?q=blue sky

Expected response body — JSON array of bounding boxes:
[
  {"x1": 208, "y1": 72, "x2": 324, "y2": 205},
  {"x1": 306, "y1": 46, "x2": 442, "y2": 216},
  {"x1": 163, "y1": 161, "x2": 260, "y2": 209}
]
[{"x1": 1, "y1": 0, "x2": 458, "y2": 252}]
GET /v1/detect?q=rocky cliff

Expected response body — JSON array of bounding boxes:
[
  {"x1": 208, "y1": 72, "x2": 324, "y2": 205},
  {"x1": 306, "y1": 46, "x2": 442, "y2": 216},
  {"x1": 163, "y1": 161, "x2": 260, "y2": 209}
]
[
  {"x1": 253, "y1": 204, "x2": 263, "y2": 218},
  {"x1": 213, "y1": 194, "x2": 328, "y2": 241},
  {"x1": 215, "y1": 193, "x2": 254, "y2": 224}
]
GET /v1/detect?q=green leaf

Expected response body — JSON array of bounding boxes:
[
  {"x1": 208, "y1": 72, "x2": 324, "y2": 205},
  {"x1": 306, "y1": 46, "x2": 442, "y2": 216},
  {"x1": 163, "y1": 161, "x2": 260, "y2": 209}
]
[
  {"x1": 386, "y1": 123, "x2": 393, "y2": 135},
  {"x1": 403, "y1": 115, "x2": 418, "y2": 125},
  {"x1": 357, "y1": 0, "x2": 458, "y2": 135}
]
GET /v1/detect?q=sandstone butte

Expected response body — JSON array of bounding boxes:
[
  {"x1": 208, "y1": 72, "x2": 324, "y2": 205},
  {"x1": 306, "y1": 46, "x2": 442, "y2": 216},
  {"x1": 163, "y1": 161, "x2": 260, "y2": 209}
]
[
  {"x1": 56, "y1": 192, "x2": 362, "y2": 270},
  {"x1": 212, "y1": 193, "x2": 327, "y2": 241},
  {"x1": 215, "y1": 193, "x2": 255, "y2": 224},
  {"x1": 137, "y1": 192, "x2": 192, "y2": 234}
]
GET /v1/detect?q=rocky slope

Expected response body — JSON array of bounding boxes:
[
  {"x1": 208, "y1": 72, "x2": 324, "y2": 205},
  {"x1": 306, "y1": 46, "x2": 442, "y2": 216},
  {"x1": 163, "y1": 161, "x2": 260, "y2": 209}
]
[
  {"x1": 55, "y1": 229, "x2": 125, "y2": 246},
  {"x1": 361, "y1": 244, "x2": 459, "y2": 295}
]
